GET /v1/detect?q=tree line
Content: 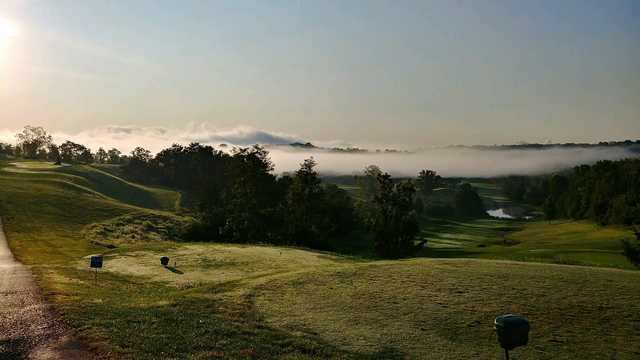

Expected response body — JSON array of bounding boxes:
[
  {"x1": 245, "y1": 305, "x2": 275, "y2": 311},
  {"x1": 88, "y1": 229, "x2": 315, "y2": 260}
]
[
  {"x1": 1, "y1": 126, "x2": 126, "y2": 164},
  {"x1": 500, "y1": 158, "x2": 640, "y2": 226},
  {"x1": 121, "y1": 142, "x2": 430, "y2": 258}
]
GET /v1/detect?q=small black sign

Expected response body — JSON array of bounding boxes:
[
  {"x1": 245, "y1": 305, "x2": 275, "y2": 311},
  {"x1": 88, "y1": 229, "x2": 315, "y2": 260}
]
[{"x1": 90, "y1": 255, "x2": 103, "y2": 268}]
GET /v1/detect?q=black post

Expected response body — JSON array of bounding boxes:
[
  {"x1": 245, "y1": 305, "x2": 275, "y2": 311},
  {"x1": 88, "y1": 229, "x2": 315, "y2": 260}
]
[{"x1": 504, "y1": 349, "x2": 509, "y2": 360}]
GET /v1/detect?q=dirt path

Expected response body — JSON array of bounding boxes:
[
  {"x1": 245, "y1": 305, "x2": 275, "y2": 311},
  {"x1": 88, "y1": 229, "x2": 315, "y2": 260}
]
[{"x1": 0, "y1": 218, "x2": 94, "y2": 360}]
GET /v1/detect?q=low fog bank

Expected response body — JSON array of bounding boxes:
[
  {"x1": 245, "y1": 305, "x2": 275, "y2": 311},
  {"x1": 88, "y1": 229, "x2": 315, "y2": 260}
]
[
  {"x1": 2, "y1": 125, "x2": 638, "y2": 178},
  {"x1": 270, "y1": 146, "x2": 638, "y2": 178}
]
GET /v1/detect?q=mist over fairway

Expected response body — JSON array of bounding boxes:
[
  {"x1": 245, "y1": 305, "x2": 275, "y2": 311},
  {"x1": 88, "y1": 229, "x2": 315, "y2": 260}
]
[{"x1": 268, "y1": 145, "x2": 639, "y2": 177}]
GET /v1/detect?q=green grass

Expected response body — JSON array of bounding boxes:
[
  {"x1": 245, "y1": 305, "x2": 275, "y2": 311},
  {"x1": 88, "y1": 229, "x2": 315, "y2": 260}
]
[
  {"x1": 419, "y1": 218, "x2": 635, "y2": 269},
  {"x1": 1, "y1": 161, "x2": 639, "y2": 359},
  {"x1": 255, "y1": 259, "x2": 640, "y2": 359},
  {"x1": 4, "y1": 161, "x2": 180, "y2": 211},
  {"x1": 469, "y1": 180, "x2": 512, "y2": 207},
  {"x1": 57, "y1": 165, "x2": 181, "y2": 211}
]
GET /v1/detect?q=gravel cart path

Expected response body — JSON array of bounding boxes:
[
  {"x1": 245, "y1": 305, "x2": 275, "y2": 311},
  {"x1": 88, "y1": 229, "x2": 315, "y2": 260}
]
[{"x1": 0, "y1": 218, "x2": 93, "y2": 360}]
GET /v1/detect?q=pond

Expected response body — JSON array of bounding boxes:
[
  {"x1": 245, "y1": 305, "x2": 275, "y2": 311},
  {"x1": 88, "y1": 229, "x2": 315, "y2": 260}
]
[{"x1": 486, "y1": 208, "x2": 515, "y2": 219}]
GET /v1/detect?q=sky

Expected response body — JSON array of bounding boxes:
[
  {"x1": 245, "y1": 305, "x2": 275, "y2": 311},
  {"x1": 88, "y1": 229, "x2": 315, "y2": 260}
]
[{"x1": 0, "y1": 0, "x2": 638, "y2": 149}]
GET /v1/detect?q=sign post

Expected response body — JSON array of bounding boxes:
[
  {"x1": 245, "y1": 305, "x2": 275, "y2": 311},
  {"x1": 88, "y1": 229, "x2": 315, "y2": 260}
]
[
  {"x1": 494, "y1": 314, "x2": 530, "y2": 360},
  {"x1": 90, "y1": 255, "x2": 103, "y2": 285}
]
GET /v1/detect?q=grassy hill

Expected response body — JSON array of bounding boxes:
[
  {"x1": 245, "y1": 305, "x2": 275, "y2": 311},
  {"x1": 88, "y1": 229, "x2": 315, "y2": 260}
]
[
  {"x1": 0, "y1": 161, "x2": 638, "y2": 359},
  {"x1": 4, "y1": 161, "x2": 180, "y2": 211}
]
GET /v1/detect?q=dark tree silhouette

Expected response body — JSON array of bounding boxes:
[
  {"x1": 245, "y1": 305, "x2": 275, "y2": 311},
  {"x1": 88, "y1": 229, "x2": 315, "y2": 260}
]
[
  {"x1": 417, "y1": 169, "x2": 441, "y2": 197},
  {"x1": 454, "y1": 183, "x2": 485, "y2": 218},
  {"x1": 59, "y1": 141, "x2": 93, "y2": 164},
  {"x1": 622, "y1": 227, "x2": 640, "y2": 268},
  {"x1": 369, "y1": 173, "x2": 420, "y2": 258}
]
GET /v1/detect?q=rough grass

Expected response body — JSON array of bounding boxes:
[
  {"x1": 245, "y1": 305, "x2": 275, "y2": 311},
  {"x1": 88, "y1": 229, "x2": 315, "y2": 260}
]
[{"x1": 83, "y1": 212, "x2": 192, "y2": 247}]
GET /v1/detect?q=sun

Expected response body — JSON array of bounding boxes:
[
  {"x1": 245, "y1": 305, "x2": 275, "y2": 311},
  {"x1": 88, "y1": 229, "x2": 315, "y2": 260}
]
[
  {"x1": 0, "y1": 16, "x2": 19, "y2": 36},
  {"x1": 0, "y1": 16, "x2": 20, "y2": 50}
]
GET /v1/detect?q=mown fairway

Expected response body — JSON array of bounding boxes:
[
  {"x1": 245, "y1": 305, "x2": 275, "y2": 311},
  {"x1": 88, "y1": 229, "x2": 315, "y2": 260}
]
[
  {"x1": 420, "y1": 217, "x2": 636, "y2": 269},
  {"x1": 1, "y1": 161, "x2": 639, "y2": 359}
]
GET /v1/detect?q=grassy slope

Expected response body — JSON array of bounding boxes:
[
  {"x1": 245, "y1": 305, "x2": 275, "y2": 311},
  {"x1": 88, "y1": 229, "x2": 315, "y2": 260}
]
[
  {"x1": 0, "y1": 162, "x2": 135, "y2": 264},
  {"x1": 1, "y1": 161, "x2": 639, "y2": 359},
  {"x1": 256, "y1": 259, "x2": 640, "y2": 359},
  {"x1": 57, "y1": 164, "x2": 180, "y2": 211}
]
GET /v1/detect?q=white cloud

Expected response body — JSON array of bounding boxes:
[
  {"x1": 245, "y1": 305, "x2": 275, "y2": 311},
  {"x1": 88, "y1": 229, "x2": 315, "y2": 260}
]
[{"x1": 0, "y1": 124, "x2": 304, "y2": 153}]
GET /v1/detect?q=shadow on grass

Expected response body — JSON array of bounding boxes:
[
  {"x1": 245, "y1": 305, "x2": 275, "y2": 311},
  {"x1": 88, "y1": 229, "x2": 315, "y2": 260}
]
[
  {"x1": 0, "y1": 337, "x2": 30, "y2": 360},
  {"x1": 165, "y1": 266, "x2": 184, "y2": 275}
]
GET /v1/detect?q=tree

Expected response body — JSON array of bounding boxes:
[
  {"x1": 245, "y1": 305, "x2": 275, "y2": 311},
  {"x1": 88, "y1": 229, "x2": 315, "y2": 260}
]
[
  {"x1": 78, "y1": 148, "x2": 94, "y2": 163},
  {"x1": 369, "y1": 173, "x2": 420, "y2": 258},
  {"x1": 0, "y1": 143, "x2": 14, "y2": 158},
  {"x1": 622, "y1": 227, "x2": 640, "y2": 268},
  {"x1": 59, "y1": 141, "x2": 93, "y2": 164},
  {"x1": 15, "y1": 126, "x2": 52, "y2": 159},
  {"x1": 357, "y1": 164, "x2": 383, "y2": 200},
  {"x1": 543, "y1": 175, "x2": 569, "y2": 220},
  {"x1": 286, "y1": 158, "x2": 326, "y2": 246},
  {"x1": 131, "y1": 147, "x2": 152, "y2": 163},
  {"x1": 414, "y1": 197, "x2": 424, "y2": 214},
  {"x1": 124, "y1": 147, "x2": 154, "y2": 181},
  {"x1": 417, "y1": 169, "x2": 441, "y2": 197},
  {"x1": 95, "y1": 148, "x2": 108, "y2": 164},
  {"x1": 454, "y1": 183, "x2": 485, "y2": 218},
  {"x1": 219, "y1": 145, "x2": 280, "y2": 243},
  {"x1": 321, "y1": 184, "x2": 357, "y2": 239},
  {"x1": 47, "y1": 144, "x2": 61, "y2": 164},
  {"x1": 107, "y1": 148, "x2": 122, "y2": 164}
]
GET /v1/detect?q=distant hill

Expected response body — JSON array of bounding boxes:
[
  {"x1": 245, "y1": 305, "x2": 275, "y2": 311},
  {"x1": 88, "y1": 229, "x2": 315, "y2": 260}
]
[{"x1": 271, "y1": 139, "x2": 640, "y2": 154}]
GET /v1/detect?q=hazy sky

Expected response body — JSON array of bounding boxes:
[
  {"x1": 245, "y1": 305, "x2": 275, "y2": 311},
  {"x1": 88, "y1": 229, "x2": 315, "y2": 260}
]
[{"x1": 0, "y1": 0, "x2": 638, "y2": 148}]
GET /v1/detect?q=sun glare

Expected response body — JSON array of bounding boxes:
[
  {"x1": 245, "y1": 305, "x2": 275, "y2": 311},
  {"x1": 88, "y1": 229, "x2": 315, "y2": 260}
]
[
  {"x1": 0, "y1": 16, "x2": 19, "y2": 36},
  {"x1": 0, "y1": 16, "x2": 20, "y2": 52}
]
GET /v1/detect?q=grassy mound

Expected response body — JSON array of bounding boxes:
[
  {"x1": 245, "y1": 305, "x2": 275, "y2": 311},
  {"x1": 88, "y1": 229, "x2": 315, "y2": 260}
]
[
  {"x1": 99, "y1": 243, "x2": 346, "y2": 288},
  {"x1": 83, "y1": 212, "x2": 192, "y2": 247}
]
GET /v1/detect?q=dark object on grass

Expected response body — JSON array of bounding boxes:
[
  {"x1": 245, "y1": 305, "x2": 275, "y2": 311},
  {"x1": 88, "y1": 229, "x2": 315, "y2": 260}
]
[
  {"x1": 90, "y1": 255, "x2": 103, "y2": 268},
  {"x1": 494, "y1": 314, "x2": 529, "y2": 359},
  {"x1": 622, "y1": 226, "x2": 640, "y2": 268},
  {"x1": 160, "y1": 256, "x2": 170, "y2": 266}
]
